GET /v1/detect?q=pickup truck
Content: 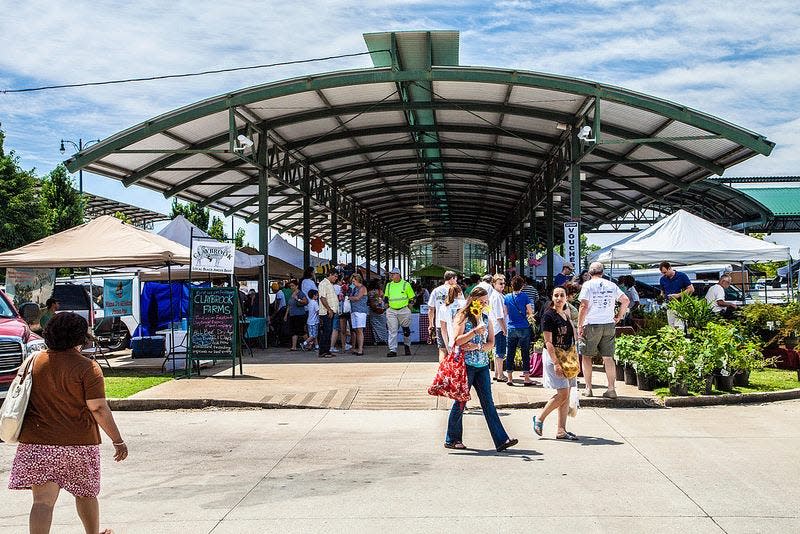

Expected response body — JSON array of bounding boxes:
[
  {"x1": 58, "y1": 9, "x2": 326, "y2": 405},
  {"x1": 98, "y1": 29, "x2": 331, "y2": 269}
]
[{"x1": 0, "y1": 289, "x2": 46, "y2": 399}]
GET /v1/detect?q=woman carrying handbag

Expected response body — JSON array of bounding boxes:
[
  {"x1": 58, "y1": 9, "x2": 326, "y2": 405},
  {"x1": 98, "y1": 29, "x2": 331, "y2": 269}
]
[
  {"x1": 533, "y1": 286, "x2": 581, "y2": 440},
  {"x1": 441, "y1": 287, "x2": 518, "y2": 452},
  {"x1": 503, "y1": 275, "x2": 536, "y2": 386}
]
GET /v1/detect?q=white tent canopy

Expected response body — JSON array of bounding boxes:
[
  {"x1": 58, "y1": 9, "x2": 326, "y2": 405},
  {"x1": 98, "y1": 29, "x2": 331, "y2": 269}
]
[
  {"x1": 589, "y1": 209, "x2": 791, "y2": 264},
  {"x1": 0, "y1": 215, "x2": 190, "y2": 268},
  {"x1": 135, "y1": 215, "x2": 265, "y2": 281},
  {"x1": 528, "y1": 252, "x2": 568, "y2": 279},
  {"x1": 268, "y1": 235, "x2": 326, "y2": 269}
]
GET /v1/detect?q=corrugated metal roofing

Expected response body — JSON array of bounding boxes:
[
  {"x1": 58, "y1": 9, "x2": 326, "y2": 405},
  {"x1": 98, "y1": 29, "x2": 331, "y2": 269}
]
[
  {"x1": 739, "y1": 187, "x2": 800, "y2": 216},
  {"x1": 64, "y1": 31, "x2": 775, "y2": 251}
]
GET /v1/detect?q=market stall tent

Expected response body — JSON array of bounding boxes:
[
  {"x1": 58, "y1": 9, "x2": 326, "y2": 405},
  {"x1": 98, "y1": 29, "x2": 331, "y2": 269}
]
[
  {"x1": 267, "y1": 235, "x2": 326, "y2": 270},
  {"x1": 588, "y1": 210, "x2": 791, "y2": 264},
  {"x1": 135, "y1": 215, "x2": 268, "y2": 281},
  {"x1": 0, "y1": 215, "x2": 190, "y2": 268}
]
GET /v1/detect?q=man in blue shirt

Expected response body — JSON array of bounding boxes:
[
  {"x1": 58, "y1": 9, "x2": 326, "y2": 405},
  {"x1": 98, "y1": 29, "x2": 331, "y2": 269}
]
[
  {"x1": 553, "y1": 262, "x2": 574, "y2": 287},
  {"x1": 658, "y1": 261, "x2": 695, "y2": 328}
]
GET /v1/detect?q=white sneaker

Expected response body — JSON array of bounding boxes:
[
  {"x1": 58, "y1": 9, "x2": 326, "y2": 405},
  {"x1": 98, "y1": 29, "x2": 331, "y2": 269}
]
[
  {"x1": 330, "y1": 347, "x2": 340, "y2": 353},
  {"x1": 345, "y1": 343, "x2": 352, "y2": 351}
]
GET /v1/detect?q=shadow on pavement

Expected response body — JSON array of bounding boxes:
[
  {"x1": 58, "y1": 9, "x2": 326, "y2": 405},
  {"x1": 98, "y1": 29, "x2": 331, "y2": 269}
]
[{"x1": 449, "y1": 448, "x2": 544, "y2": 459}]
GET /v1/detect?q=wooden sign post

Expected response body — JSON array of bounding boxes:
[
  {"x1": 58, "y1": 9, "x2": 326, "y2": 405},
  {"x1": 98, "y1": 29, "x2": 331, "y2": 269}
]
[{"x1": 188, "y1": 286, "x2": 241, "y2": 377}]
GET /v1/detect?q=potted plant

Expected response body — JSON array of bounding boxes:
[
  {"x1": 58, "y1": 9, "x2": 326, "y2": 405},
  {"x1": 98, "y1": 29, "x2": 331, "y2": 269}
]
[
  {"x1": 657, "y1": 326, "x2": 699, "y2": 396},
  {"x1": 667, "y1": 295, "x2": 714, "y2": 332},
  {"x1": 738, "y1": 303, "x2": 785, "y2": 348},
  {"x1": 614, "y1": 335, "x2": 638, "y2": 383},
  {"x1": 631, "y1": 335, "x2": 668, "y2": 391},
  {"x1": 780, "y1": 303, "x2": 800, "y2": 349}
]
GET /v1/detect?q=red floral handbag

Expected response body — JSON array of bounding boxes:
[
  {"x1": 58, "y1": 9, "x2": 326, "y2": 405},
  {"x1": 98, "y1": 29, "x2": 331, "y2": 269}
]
[{"x1": 428, "y1": 347, "x2": 471, "y2": 404}]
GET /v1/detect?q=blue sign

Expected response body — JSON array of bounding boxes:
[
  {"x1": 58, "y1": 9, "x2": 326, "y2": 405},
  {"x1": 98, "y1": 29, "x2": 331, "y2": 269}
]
[{"x1": 103, "y1": 278, "x2": 133, "y2": 317}]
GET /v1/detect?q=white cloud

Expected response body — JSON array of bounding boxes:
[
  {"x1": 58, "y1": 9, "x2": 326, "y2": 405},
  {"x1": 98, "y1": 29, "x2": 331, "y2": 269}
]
[{"x1": 1, "y1": 0, "x2": 798, "y2": 226}]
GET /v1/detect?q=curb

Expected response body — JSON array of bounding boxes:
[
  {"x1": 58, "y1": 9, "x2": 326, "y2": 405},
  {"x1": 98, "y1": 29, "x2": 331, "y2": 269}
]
[
  {"x1": 108, "y1": 398, "x2": 322, "y2": 411},
  {"x1": 663, "y1": 387, "x2": 800, "y2": 407},
  {"x1": 108, "y1": 390, "x2": 800, "y2": 411}
]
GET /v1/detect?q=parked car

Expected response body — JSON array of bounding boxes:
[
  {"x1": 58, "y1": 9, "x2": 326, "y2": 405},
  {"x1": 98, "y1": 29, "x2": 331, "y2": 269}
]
[{"x1": 0, "y1": 289, "x2": 46, "y2": 399}]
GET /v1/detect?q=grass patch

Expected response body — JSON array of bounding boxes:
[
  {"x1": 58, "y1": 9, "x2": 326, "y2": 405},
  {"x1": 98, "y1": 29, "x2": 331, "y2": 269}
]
[
  {"x1": 103, "y1": 368, "x2": 173, "y2": 398},
  {"x1": 654, "y1": 368, "x2": 799, "y2": 398}
]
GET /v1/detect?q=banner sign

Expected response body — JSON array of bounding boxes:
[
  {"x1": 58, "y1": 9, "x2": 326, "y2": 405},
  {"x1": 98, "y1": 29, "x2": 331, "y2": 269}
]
[
  {"x1": 564, "y1": 222, "x2": 580, "y2": 270},
  {"x1": 188, "y1": 286, "x2": 239, "y2": 376},
  {"x1": 190, "y1": 238, "x2": 235, "y2": 274},
  {"x1": 103, "y1": 278, "x2": 133, "y2": 317},
  {"x1": 4, "y1": 268, "x2": 55, "y2": 307}
]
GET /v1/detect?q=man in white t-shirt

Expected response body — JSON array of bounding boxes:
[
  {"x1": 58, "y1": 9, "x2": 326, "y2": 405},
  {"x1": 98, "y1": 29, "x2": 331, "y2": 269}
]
[
  {"x1": 577, "y1": 262, "x2": 629, "y2": 399},
  {"x1": 427, "y1": 270, "x2": 458, "y2": 361},
  {"x1": 706, "y1": 274, "x2": 738, "y2": 318}
]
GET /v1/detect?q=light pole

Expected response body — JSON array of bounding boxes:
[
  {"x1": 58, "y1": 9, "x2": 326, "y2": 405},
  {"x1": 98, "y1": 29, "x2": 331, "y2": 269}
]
[{"x1": 60, "y1": 138, "x2": 100, "y2": 194}]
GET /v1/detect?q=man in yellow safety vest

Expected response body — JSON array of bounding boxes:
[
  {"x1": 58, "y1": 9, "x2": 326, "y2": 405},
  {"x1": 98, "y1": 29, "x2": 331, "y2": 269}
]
[{"x1": 384, "y1": 267, "x2": 415, "y2": 357}]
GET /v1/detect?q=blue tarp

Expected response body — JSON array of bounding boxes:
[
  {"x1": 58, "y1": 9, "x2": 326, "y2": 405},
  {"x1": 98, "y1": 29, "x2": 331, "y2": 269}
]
[{"x1": 134, "y1": 281, "x2": 209, "y2": 336}]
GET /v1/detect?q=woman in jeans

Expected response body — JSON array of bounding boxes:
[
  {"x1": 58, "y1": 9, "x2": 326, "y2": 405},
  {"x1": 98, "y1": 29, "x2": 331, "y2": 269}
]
[
  {"x1": 8, "y1": 312, "x2": 127, "y2": 534},
  {"x1": 504, "y1": 275, "x2": 535, "y2": 386},
  {"x1": 533, "y1": 286, "x2": 579, "y2": 440},
  {"x1": 444, "y1": 287, "x2": 518, "y2": 452}
]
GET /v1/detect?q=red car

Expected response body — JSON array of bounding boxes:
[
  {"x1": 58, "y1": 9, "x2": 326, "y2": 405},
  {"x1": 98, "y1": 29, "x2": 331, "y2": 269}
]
[{"x1": 0, "y1": 289, "x2": 46, "y2": 399}]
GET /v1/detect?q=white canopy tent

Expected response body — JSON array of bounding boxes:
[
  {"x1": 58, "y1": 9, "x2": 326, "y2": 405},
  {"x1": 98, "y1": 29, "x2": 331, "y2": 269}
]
[
  {"x1": 267, "y1": 235, "x2": 326, "y2": 270},
  {"x1": 588, "y1": 210, "x2": 791, "y2": 264},
  {"x1": 136, "y1": 215, "x2": 264, "y2": 281},
  {"x1": 527, "y1": 252, "x2": 568, "y2": 279}
]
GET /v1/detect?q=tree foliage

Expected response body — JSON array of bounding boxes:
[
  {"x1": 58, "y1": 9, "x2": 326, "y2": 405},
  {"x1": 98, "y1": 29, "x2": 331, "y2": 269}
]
[
  {"x1": 40, "y1": 164, "x2": 85, "y2": 234},
  {"x1": 113, "y1": 211, "x2": 132, "y2": 224},
  {"x1": 207, "y1": 216, "x2": 226, "y2": 241},
  {"x1": 234, "y1": 227, "x2": 247, "y2": 248},
  {"x1": 170, "y1": 199, "x2": 209, "y2": 231},
  {"x1": 0, "y1": 130, "x2": 50, "y2": 252}
]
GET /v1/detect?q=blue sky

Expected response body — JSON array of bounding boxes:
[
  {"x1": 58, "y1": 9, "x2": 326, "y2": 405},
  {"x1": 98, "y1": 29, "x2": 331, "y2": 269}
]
[{"x1": 2, "y1": 0, "x2": 799, "y2": 250}]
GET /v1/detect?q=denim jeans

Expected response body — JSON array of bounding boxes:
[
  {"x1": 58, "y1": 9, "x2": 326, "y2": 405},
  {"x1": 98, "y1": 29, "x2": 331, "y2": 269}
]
[
  {"x1": 446, "y1": 365, "x2": 510, "y2": 449},
  {"x1": 505, "y1": 327, "x2": 531, "y2": 372},
  {"x1": 494, "y1": 331, "x2": 507, "y2": 359},
  {"x1": 318, "y1": 314, "x2": 333, "y2": 355}
]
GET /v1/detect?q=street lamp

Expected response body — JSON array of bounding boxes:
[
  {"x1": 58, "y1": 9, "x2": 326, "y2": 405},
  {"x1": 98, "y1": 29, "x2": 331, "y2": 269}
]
[{"x1": 60, "y1": 138, "x2": 100, "y2": 194}]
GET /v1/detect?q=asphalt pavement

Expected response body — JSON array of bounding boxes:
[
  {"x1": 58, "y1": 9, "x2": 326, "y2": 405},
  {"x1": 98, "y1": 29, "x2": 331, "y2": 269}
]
[{"x1": 1, "y1": 401, "x2": 799, "y2": 533}]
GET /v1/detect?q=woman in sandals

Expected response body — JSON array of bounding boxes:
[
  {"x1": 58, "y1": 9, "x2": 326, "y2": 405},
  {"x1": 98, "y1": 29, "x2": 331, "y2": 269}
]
[
  {"x1": 533, "y1": 286, "x2": 579, "y2": 440},
  {"x1": 348, "y1": 274, "x2": 368, "y2": 355},
  {"x1": 444, "y1": 287, "x2": 518, "y2": 452},
  {"x1": 8, "y1": 312, "x2": 127, "y2": 534}
]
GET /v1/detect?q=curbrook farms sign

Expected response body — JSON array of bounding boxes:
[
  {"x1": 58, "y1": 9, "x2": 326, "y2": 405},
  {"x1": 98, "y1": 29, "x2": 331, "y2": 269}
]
[{"x1": 190, "y1": 239, "x2": 235, "y2": 274}]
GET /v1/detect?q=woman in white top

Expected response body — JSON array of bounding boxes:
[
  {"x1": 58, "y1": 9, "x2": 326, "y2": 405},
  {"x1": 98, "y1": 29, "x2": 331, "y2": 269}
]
[{"x1": 438, "y1": 285, "x2": 465, "y2": 350}]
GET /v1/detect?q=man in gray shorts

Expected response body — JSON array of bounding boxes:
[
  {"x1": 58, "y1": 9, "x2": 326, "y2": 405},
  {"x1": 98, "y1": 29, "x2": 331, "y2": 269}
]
[{"x1": 577, "y1": 262, "x2": 629, "y2": 399}]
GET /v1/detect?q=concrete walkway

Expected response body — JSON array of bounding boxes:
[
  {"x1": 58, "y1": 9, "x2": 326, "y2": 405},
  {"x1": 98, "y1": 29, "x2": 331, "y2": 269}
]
[
  {"x1": 1, "y1": 402, "x2": 798, "y2": 533},
  {"x1": 114, "y1": 344, "x2": 657, "y2": 410}
]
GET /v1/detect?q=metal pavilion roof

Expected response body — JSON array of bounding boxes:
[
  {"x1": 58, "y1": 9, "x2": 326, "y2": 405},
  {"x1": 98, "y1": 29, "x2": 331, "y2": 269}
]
[
  {"x1": 84, "y1": 192, "x2": 170, "y2": 229},
  {"x1": 65, "y1": 31, "x2": 775, "y2": 254}
]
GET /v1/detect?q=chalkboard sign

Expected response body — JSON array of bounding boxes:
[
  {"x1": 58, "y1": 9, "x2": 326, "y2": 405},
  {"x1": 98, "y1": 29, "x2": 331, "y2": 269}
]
[{"x1": 188, "y1": 286, "x2": 239, "y2": 376}]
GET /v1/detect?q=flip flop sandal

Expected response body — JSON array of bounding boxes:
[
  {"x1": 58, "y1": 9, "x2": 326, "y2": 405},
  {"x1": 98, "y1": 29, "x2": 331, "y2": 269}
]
[
  {"x1": 556, "y1": 432, "x2": 580, "y2": 441},
  {"x1": 506, "y1": 381, "x2": 515, "y2": 386},
  {"x1": 496, "y1": 438, "x2": 519, "y2": 452},
  {"x1": 444, "y1": 442, "x2": 466, "y2": 450},
  {"x1": 532, "y1": 416, "x2": 543, "y2": 436}
]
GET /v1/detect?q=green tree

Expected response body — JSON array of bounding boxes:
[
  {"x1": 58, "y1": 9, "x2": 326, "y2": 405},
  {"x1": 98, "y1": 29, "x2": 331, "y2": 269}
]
[
  {"x1": 207, "y1": 216, "x2": 227, "y2": 240},
  {"x1": 113, "y1": 211, "x2": 131, "y2": 224},
  {"x1": 234, "y1": 227, "x2": 247, "y2": 248},
  {"x1": 170, "y1": 199, "x2": 209, "y2": 231},
  {"x1": 0, "y1": 130, "x2": 49, "y2": 252},
  {"x1": 40, "y1": 164, "x2": 85, "y2": 234}
]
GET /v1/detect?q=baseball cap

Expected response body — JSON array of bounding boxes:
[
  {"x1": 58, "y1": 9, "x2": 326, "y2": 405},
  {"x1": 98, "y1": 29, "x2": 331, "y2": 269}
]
[
  {"x1": 389, "y1": 267, "x2": 401, "y2": 274},
  {"x1": 563, "y1": 262, "x2": 574, "y2": 270}
]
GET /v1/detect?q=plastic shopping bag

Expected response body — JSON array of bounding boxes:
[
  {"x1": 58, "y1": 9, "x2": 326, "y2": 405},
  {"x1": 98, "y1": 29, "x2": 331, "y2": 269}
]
[{"x1": 568, "y1": 385, "x2": 580, "y2": 418}]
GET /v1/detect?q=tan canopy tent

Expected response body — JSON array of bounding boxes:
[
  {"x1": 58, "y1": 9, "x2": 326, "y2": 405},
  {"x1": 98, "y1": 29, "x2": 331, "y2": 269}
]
[{"x1": 0, "y1": 215, "x2": 190, "y2": 268}]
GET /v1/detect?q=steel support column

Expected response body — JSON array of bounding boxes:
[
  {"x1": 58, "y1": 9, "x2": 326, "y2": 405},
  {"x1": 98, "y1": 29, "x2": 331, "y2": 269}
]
[
  {"x1": 302, "y1": 167, "x2": 311, "y2": 271},
  {"x1": 257, "y1": 132, "x2": 270, "y2": 341},
  {"x1": 330, "y1": 193, "x2": 338, "y2": 266},
  {"x1": 518, "y1": 228, "x2": 525, "y2": 277},
  {"x1": 365, "y1": 228, "x2": 372, "y2": 281},
  {"x1": 546, "y1": 171, "x2": 555, "y2": 284},
  {"x1": 350, "y1": 224, "x2": 357, "y2": 273}
]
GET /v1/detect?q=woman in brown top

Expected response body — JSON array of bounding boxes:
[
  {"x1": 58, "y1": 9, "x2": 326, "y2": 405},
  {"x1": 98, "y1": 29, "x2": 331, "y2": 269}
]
[{"x1": 8, "y1": 312, "x2": 127, "y2": 534}]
